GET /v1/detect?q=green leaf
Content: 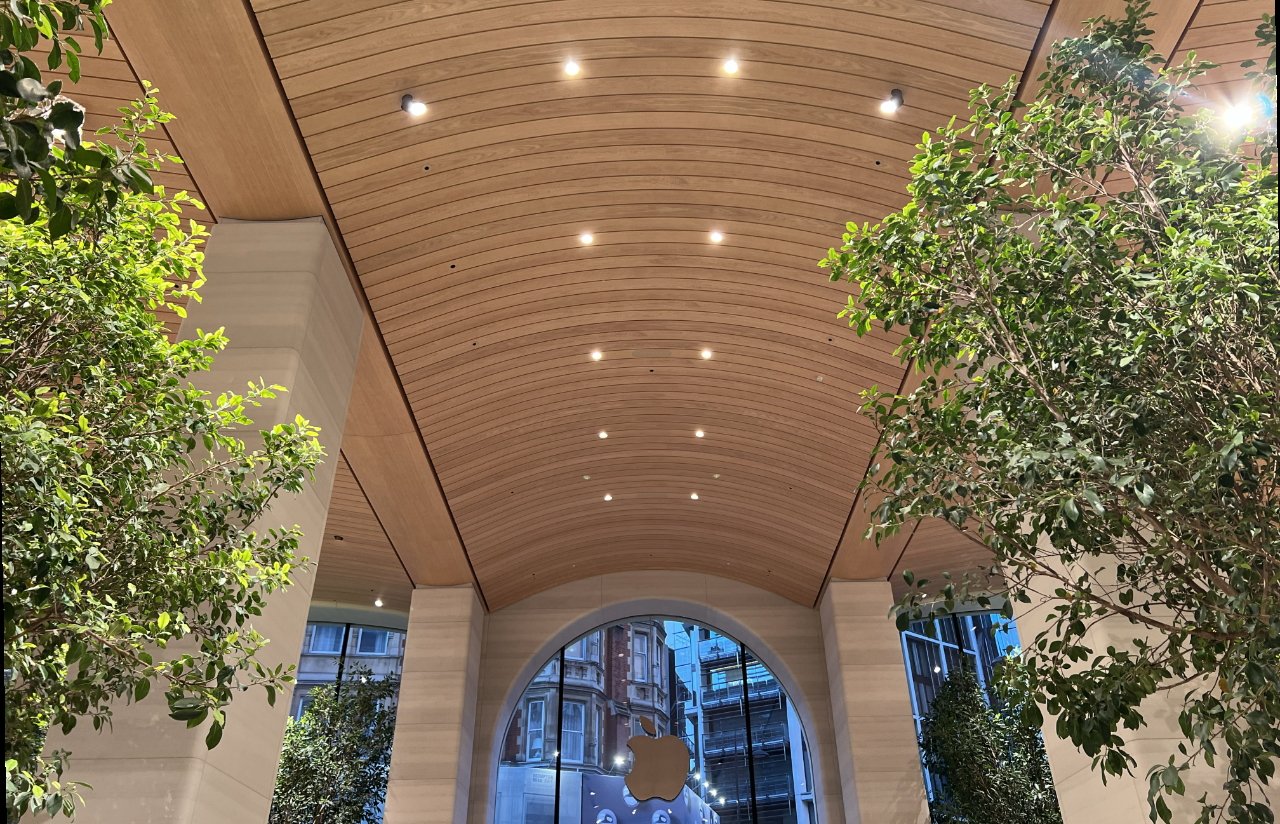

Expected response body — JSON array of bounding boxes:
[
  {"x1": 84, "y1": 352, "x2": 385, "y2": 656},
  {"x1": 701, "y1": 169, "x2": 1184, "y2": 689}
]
[{"x1": 204, "y1": 721, "x2": 223, "y2": 749}]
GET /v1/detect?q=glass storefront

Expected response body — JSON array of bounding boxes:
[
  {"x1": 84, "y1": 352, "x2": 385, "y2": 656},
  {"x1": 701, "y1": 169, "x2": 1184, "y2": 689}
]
[
  {"x1": 291, "y1": 621, "x2": 407, "y2": 719},
  {"x1": 899, "y1": 611, "x2": 1022, "y2": 801},
  {"x1": 495, "y1": 619, "x2": 818, "y2": 824}
]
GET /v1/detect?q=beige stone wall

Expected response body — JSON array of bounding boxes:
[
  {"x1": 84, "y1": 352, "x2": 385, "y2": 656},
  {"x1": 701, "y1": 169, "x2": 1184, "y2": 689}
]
[
  {"x1": 465, "y1": 572, "x2": 852, "y2": 823},
  {"x1": 820, "y1": 580, "x2": 930, "y2": 824},
  {"x1": 1016, "y1": 577, "x2": 1227, "y2": 824},
  {"x1": 49, "y1": 219, "x2": 364, "y2": 824},
  {"x1": 384, "y1": 585, "x2": 485, "y2": 824}
]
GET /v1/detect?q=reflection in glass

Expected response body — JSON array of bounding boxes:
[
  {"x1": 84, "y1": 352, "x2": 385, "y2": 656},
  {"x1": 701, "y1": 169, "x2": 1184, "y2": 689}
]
[
  {"x1": 900, "y1": 612, "x2": 1022, "y2": 802},
  {"x1": 495, "y1": 618, "x2": 817, "y2": 824}
]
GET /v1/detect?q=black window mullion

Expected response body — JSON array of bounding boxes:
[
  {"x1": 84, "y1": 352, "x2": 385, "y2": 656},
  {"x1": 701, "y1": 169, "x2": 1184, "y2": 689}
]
[
  {"x1": 739, "y1": 642, "x2": 760, "y2": 823},
  {"x1": 553, "y1": 646, "x2": 566, "y2": 823},
  {"x1": 333, "y1": 622, "x2": 352, "y2": 701}
]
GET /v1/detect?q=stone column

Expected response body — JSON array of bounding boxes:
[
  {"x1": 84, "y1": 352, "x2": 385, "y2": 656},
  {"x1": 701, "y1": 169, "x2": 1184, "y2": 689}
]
[
  {"x1": 383, "y1": 585, "x2": 486, "y2": 824},
  {"x1": 54, "y1": 219, "x2": 364, "y2": 823},
  {"x1": 819, "y1": 580, "x2": 930, "y2": 824},
  {"x1": 1015, "y1": 560, "x2": 1226, "y2": 824}
]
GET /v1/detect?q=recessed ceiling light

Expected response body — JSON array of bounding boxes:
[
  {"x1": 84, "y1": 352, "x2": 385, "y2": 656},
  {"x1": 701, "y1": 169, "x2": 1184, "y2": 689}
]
[
  {"x1": 598, "y1": 430, "x2": 608, "y2": 439},
  {"x1": 400, "y1": 94, "x2": 428, "y2": 117},
  {"x1": 722, "y1": 58, "x2": 739, "y2": 75},
  {"x1": 590, "y1": 350, "x2": 603, "y2": 361},
  {"x1": 709, "y1": 230, "x2": 724, "y2": 243},
  {"x1": 374, "y1": 597, "x2": 384, "y2": 608},
  {"x1": 713, "y1": 473, "x2": 720, "y2": 479},
  {"x1": 694, "y1": 430, "x2": 705, "y2": 438},
  {"x1": 564, "y1": 59, "x2": 581, "y2": 76},
  {"x1": 583, "y1": 474, "x2": 591, "y2": 480},
  {"x1": 690, "y1": 492, "x2": 700, "y2": 500},
  {"x1": 579, "y1": 232, "x2": 594, "y2": 245},
  {"x1": 880, "y1": 88, "x2": 904, "y2": 115},
  {"x1": 700, "y1": 348, "x2": 713, "y2": 359},
  {"x1": 603, "y1": 493, "x2": 613, "y2": 501}
]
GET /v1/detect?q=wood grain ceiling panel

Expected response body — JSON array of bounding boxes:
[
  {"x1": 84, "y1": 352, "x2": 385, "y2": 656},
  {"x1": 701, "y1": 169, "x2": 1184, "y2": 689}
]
[
  {"x1": 251, "y1": 0, "x2": 1054, "y2": 608},
  {"x1": 1175, "y1": 0, "x2": 1273, "y2": 93},
  {"x1": 312, "y1": 456, "x2": 414, "y2": 613}
]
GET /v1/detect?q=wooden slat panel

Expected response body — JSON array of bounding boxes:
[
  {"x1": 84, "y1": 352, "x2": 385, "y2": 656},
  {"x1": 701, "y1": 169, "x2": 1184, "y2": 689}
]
[
  {"x1": 312, "y1": 455, "x2": 414, "y2": 613},
  {"x1": 252, "y1": 0, "x2": 1055, "y2": 608}
]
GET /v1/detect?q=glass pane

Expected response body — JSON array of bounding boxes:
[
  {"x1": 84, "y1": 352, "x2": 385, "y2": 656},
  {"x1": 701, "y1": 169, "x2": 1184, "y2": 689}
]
[
  {"x1": 495, "y1": 617, "x2": 816, "y2": 824},
  {"x1": 356, "y1": 628, "x2": 389, "y2": 655},
  {"x1": 310, "y1": 624, "x2": 344, "y2": 654},
  {"x1": 497, "y1": 657, "x2": 560, "y2": 823}
]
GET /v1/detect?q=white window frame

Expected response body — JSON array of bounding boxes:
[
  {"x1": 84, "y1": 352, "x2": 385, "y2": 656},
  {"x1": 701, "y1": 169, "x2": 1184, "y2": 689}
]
[
  {"x1": 633, "y1": 630, "x2": 650, "y2": 683},
  {"x1": 525, "y1": 698, "x2": 546, "y2": 761},
  {"x1": 562, "y1": 700, "x2": 586, "y2": 764},
  {"x1": 308, "y1": 624, "x2": 345, "y2": 655},
  {"x1": 353, "y1": 627, "x2": 389, "y2": 656}
]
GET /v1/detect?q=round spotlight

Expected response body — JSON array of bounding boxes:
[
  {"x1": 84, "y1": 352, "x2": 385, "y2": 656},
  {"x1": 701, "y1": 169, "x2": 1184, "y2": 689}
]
[
  {"x1": 690, "y1": 492, "x2": 700, "y2": 500},
  {"x1": 603, "y1": 493, "x2": 613, "y2": 502},
  {"x1": 700, "y1": 348, "x2": 713, "y2": 359},
  {"x1": 880, "y1": 88, "x2": 904, "y2": 115},
  {"x1": 722, "y1": 58, "x2": 739, "y2": 75},
  {"x1": 709, "y1": 230, "x2": 724, "y2": 243},
  {"x1": 1223, "y1": 102, "x2": 1255, "y2": 130},
  {"x1": 598, "y1": 430, "x2": 609, "y2": 439},
  {"x1": 591, "y1": 350, "x2": 603, "y2": 361},
  {"x1": 694, "y1": 430, "x2": 705, "y2": 438},
  {"x1": 579, "y1": 232, "x2": 594, "y2": 245},
  {"x1": 374, "y1": 597, "x2": 384, "y2": 608},
  {"x1": 400, "y1": 94, "x2": 428, "y2": 117},
  {"x1": 583, "y1": 475, "x2": 591, "y2": 480},
  {"x1": 564, "y1": 59, "x2": 581, "y2": 76}
]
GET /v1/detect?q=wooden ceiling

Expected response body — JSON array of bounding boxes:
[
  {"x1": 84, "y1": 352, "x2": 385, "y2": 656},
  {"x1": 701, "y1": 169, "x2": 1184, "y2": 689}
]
[
  {"x1": 247, "y1": 0, "x2": 1054, "y2": 609},
  {"x1": 98, "y1": 0, "x2": 1273, "y2": 611},
  {"x1": 311, "y1": 457, "x2": 414, "y2": 613}
]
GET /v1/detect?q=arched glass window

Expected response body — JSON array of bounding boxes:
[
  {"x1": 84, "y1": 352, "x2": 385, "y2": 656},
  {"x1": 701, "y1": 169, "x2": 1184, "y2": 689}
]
[{"x1": 495, "y1": 618, "x2": 818, "y2": 824}]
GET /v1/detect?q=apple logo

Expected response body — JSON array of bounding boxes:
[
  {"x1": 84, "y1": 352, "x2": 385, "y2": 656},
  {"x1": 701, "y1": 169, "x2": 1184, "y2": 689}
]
[{"x1": 624, "y1": 716, "x2": 690, "y2": 802}]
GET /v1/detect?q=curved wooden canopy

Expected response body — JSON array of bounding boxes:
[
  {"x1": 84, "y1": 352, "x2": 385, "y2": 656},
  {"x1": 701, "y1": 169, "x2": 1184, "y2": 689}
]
[
  {"x1": 250, "y1": 0, "x2": 1057, "y2": 609},
  {"x1": 102, "y1": 0, "x2": 1269, "y2": 610}
]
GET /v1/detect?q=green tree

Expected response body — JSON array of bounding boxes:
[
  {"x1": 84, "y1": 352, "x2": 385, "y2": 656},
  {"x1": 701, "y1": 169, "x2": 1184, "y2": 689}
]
[
  {"x1": 269, "y1": 667, "x2": 400, "y2": 824},
  {"x1": 919, "y1": 667, "x2": 1062, "y2": 824},
  {"x1": 2, "y1": 3, "x2": 323, "y2": 819},
  {"x1": 822, "y1": 4, "x2": 1277, "y2": 822}
]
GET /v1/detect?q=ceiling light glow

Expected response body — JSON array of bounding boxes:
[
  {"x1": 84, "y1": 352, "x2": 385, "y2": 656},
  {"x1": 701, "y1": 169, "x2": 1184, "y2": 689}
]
[
  {"x1": 695, "y1": 430, "x2": 705, "y2": 438},
  {"x1": 700, "y1": 348, "x2": 713, "y2": 359},
  {"x1": 709, "y1": 230, "x2": 724, "y2": 243},
  {"x1": 374, "y1": 597, "x2": 384, "y2": 608},
  {"x1": 591, "y1": 350, "x2": 603, "y2": 361},
  {"x1": 880, "y1": 88, "x2": 905, "y2": 115},
  {"x1": 603, "y1": 494, "x2": 613, "y2": 501},
  {"x1": 400, "y1": 94, "x2": 428, "y2": 117},
  {"x1": 564, "y1": 59, "x2": 581, "y2": 76},
  {"x1": 690, "y1": 492, "x2": 700, "y2": 500},
  {"x1": 579, "y1": 232, "x2": 594, "y2": 245},
  {"x1": 598, "y1": 430, "x2": 609, "y2": 439},
  {"x1": 722, "y1": 58, "x2": 739, "y2": 74}
]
